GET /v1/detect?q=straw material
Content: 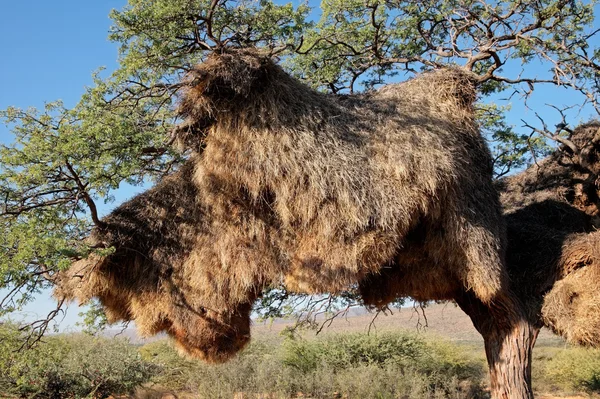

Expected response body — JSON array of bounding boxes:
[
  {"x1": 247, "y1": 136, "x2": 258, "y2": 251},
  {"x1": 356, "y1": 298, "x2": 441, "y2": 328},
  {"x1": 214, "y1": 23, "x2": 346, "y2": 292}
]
[{"x1": 56, "y1": 49, "x2": 509, "y2": 360}]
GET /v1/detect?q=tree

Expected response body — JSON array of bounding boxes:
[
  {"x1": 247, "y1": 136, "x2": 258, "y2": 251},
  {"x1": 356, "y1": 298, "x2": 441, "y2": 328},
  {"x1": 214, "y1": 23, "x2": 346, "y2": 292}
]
[{"x1": 1, "y1": 0, "x2": 600, "y2": 398}]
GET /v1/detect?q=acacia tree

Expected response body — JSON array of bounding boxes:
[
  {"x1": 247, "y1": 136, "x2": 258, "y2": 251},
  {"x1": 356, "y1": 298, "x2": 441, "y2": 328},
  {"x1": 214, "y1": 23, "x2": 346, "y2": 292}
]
[{"x1": 1, "y1": 0, "x2": 599, "y2": 364}]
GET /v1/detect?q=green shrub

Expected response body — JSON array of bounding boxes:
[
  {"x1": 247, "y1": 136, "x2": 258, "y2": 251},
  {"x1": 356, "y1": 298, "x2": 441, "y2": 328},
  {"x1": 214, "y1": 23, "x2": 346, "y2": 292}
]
[
  {"x1": 142, "y1": 331, "x2": 487, "y2": 398},
  {"x1": 0, "y1": 323, "x2": 157, "y2": 398},
  {"x1": 141, "y1": 339, "x2": 287, "y2": 396},
  {"x1": 283, "y1": 332, "x2": 480, "y2": 374},
  {"x1": 539, "y1": 346, "x2": 600, "y2": 393},
  {"x1": 281, "y1": 333, "x2": 485, "y2": 397}
]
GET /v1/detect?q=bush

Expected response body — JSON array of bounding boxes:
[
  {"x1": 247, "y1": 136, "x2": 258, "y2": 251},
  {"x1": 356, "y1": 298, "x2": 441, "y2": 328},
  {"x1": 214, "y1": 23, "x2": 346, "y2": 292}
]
[
  {"x1": 281, "y1": 332, "x2": 485, "y2": 397},
  {"x1": 141, "y1": 331, "x2": 487, "y2": 398},
  {"x1": 0, "y1": 323, "x2": 157, "y2": 398},
  {"x1": 141, "y1": 339, "x2": 287, "y2": 396},
  {"x1": 283, "y1": 332, "x2": 480, "y2": 373},
  {"x1": 538, "y1": 346, "x2": 600, "y2": 393}
]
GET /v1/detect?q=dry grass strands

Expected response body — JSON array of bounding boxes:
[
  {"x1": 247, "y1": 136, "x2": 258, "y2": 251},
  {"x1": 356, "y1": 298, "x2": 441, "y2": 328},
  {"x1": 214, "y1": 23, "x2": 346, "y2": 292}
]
[
  {"x1": 55, "y1": 161, "x2": 255, "y2": 362},
  {"x1": 183, "y1": 49, "x2": 507, "y2": 304},
  {"x1": 497, "y1": 121, "x2": 600, "y2": 344},
  {"x1": 500, "y1": 121, "x2": 600, "y2": 219},
  {"x1": 356, "y1": 113, "x2": 600, "y2": 349},
  {"x1": 541, "y1": 231, "x2": 600, "y2": 346},
  {"x1": 57, "y1": 48, "x2": 510, "y2": 361}
]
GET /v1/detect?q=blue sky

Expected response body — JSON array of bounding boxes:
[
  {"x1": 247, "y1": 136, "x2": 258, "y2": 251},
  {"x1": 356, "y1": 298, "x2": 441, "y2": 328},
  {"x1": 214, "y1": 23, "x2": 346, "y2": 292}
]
[
  {"x1": 0, "y1": 1, "x2": 124, "y2": 112},
  {"x1": 0, "y1": 0, "x2": 128, "y2": 330},
  {"x1": 0, "y1": 1, "x2": 599, "y2": 330}
]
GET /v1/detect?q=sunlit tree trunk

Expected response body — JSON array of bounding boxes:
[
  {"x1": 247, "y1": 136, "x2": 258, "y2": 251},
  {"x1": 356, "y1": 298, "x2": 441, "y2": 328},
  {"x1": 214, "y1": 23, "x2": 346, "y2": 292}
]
[{"x1": 456, "y1": 292, "x2": 539, "y2": 399}]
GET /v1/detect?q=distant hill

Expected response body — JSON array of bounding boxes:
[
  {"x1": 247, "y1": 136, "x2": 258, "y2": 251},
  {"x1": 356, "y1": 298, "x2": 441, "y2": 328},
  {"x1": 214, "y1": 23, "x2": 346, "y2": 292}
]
[
  {"x1": 103, "y1": 303, "x2": 562, "y2": 346},
  {"x1": 253, "y1": 303, "x2": 561, "y2": 345}
]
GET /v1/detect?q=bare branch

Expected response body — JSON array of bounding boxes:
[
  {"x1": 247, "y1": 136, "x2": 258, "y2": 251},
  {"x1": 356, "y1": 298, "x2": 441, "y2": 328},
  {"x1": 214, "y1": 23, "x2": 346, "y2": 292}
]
[
  {"x1": 64, "y1": 159, "x2": 106, "y2": 230},
  {"x1": 18, "y1": 298, "x2": 66, "y2": 350}
]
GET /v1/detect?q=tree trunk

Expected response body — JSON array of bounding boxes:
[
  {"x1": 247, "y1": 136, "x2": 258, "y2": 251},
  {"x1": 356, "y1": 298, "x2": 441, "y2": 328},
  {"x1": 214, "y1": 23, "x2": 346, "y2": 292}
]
[
  {"x1": 482, "y1": 315, "x2": 538, "y2": 399},
  {"x1": 456, "y1": 292, "x2": 539, "y2": 399}
]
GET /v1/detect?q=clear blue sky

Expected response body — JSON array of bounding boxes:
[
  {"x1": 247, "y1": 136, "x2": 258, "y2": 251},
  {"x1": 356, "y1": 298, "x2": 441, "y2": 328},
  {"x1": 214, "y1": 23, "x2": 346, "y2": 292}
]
[
  {"x1": 0, "y1": 1, "x2": 598, "y2": 331},
  {"x1": 0, "y1": 0, "x2": 128, "y2": 330},
  {"x1": 0, "y1": 1, "x2": 125, "y2": 112}
]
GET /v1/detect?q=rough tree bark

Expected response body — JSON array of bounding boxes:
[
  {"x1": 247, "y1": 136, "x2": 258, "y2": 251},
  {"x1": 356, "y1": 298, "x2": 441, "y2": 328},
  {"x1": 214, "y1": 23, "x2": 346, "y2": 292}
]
[
  {"x1": 456, "y1": 122, "x2": 600, "y2": 398},
  {"x1": 456, "y1": 292, "x2": 539, "y2": 399}
]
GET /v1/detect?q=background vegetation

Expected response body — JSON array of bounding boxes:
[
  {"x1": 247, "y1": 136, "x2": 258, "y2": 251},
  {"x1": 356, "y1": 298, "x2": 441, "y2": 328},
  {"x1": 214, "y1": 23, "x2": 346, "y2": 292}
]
[
  {"x1": 3, "y1": 320, "x2": 600, "y2": 398},
  {"x1": 0, "y1": 323, "x2": 156, "y2": 398},
  {"x1": 140, "y1": 331, "x2": 486, "y2": 399}
]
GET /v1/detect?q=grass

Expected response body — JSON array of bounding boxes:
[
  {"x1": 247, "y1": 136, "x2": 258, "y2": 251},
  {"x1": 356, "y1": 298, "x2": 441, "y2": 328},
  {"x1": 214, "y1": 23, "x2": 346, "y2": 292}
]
[
  {"x1": 140, "y1": 331, "x2": 488, "y2": 399},
  {"x1": 533, "y1": 343, "x2": 600, "y2": 396},
  {"x1": 6, "y1": 305, "x2": 600, "y2": 398},
  {"x1": 138, "y1": 330, "x2": 600, "y2": 398},
  {"x1": 0, "y1": 323, "x2": 156, "y2": 399}
]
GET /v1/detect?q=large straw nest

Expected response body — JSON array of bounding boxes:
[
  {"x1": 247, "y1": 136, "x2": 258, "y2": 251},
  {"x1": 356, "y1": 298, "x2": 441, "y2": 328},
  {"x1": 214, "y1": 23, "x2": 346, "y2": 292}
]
[
  {"x1": 56, "y1": 48, "x2": 510, "y2": 360},
  {"x1": 55, "y1": 160, "x2": 255, "y2": 362},
  {"x1": 498, "y1": 121, "x2": 600, "y2": 342},
  {"x1": 541, "y1": 231, "x2": 600, "y2": 346},
  {"x1": 358, "y1": 119, "x2": 600, "y2": 345},
  {"x1": 182, "y1": 48, "x2": 507, "y2": 305}
]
